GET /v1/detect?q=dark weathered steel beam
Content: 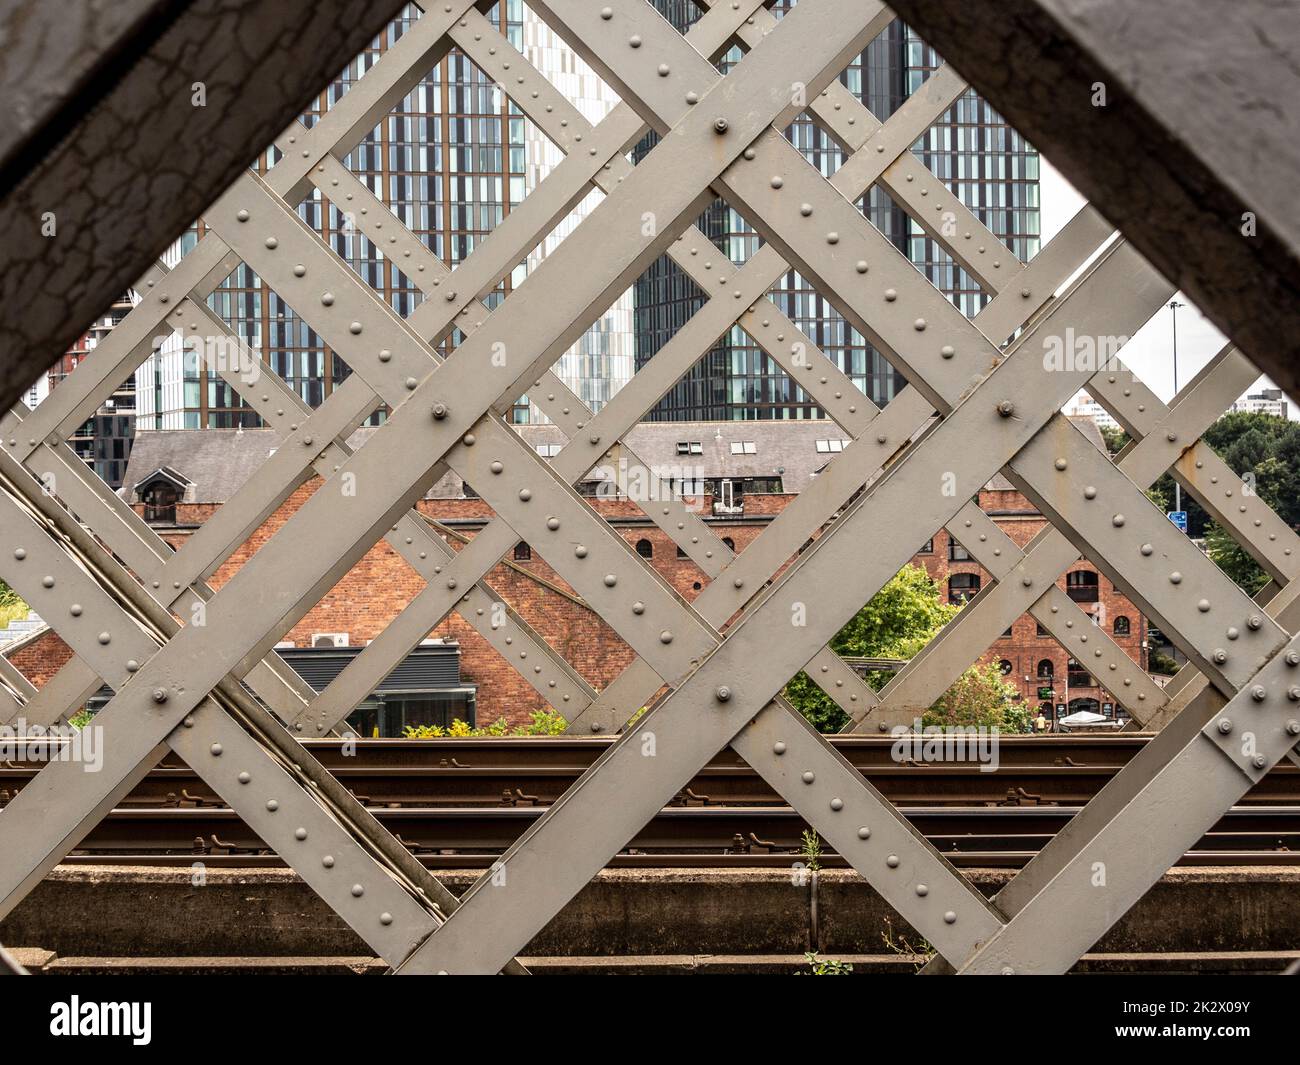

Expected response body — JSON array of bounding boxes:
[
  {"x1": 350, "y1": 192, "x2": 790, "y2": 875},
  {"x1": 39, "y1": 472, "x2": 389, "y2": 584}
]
[
  {"x1": 0, "y1": 0, "x2": 411, "y2": 414},
  {"x1": 885, "y1": 0, "x2": 1300, "y2": 403}
]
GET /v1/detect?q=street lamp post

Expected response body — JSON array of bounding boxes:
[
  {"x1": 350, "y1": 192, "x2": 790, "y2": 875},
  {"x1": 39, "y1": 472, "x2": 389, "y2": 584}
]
[{"x1": 1169, "y1": 299, "x2": 1185, "y2": 517}]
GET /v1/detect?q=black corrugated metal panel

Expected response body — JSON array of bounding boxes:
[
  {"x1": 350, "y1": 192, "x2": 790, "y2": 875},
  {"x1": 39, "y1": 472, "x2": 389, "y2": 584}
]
[{"x1": 275, "y1": 642, "x2": 467, "y2": 695}]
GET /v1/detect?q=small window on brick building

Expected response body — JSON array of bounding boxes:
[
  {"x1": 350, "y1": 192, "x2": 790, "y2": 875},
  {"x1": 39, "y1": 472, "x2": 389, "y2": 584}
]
[
  {"x1": 141, "y1": 482, "x2": 178, "y2": 524},
  {"x1": 513, "y1": 541, "x2": 532, "y2": 561},
  {"x1": 948, "y1": 572, "x2": 980, "y2": 604},
  {"x1": 1036, "y1": 621, "x2": 1050, "y2": 637},
  {"x1": 722, "y1": 537, "x2": 736, "y2": 551},
  {"x1": 1113, "y1": 615, "x2": 1130, "y2": 636},
  {"x1": 948, "y1": 540, "x2": 971, "y2": 561},
  {"x1": 998, "y1": 659, "x2": 1013, "y2": 676},
  {"x1": 1036, "y1": 659, "x2": 1054, "y2": 678},
  {"x1": 1000, "y1": 626, "x2": 1013, "y2": 639},
  {"x1": 676, "y1": 544, "x2": 688, "y2": 559},
  {"x1": 1066, "y1": 569, "x2": 1099, "y2": 603},
  {"x1": 918, "y1": 538, "x2": 934, "y2": 554},
  {"x1": 636, "y1": 538, "x2": 653, "y2": 558}
]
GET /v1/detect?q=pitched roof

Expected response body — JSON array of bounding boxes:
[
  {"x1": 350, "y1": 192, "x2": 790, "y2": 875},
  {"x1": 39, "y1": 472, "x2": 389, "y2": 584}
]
[{"x1": 120, "y1": 413, "x2": 1113, "y2": 505}]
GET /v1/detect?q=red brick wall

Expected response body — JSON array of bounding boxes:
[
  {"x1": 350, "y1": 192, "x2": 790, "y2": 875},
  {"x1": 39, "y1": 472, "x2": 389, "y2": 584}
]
[{"x1": 4, "y1": 481, "x2": 1146, "y2": 728}]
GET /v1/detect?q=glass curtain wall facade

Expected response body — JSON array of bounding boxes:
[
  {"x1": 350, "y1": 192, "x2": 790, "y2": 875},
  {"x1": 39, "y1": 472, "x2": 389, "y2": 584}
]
[
  {"x1": 136, "y1": 2, "x2": 533, "y2": 431},
  {"x1": 634, "y1": 1, "x2": 1040, "y2": 421}
]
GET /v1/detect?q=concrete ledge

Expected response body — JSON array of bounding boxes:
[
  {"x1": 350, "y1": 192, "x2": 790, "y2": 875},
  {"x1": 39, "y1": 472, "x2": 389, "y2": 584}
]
[
  {"x1": 17, "y1": 951, "x2": 1300, "y2": 976},
  {"x1": 3, "y1": 864, "x2": 1298, "y2": 960}
]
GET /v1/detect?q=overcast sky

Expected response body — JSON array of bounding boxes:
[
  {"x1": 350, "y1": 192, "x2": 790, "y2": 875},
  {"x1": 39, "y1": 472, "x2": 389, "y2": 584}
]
[{"x1": 1038, "y1": 155, "x2": 1283, "y2": 413}]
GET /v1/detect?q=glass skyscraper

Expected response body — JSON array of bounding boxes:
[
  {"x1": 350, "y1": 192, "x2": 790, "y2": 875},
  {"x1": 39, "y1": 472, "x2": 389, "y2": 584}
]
[
  {"x1": 634, "y1": 2, "x2": 1040, "y2": 421},
  {"x1": 135, "y1": 1, "x2": 630, "y2": 434}
]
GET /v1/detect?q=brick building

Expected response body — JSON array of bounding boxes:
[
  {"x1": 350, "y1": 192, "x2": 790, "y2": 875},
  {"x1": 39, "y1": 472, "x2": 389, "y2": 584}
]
[{"x1": 4, "y1": 418, "x2": 1146, "y2": 731}]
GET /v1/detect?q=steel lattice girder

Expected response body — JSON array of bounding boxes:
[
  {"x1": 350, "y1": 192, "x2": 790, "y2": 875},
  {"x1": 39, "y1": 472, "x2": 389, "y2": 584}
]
[
  {"x1": 0, "y1": 0, "x2": 1296, "y2": 977},
  {"x1": 879, "y1": 0, "x2": 1300, "y2": 407},
  {"x1": 0, "y1": 0, "x2": 414, "y2": 415}
]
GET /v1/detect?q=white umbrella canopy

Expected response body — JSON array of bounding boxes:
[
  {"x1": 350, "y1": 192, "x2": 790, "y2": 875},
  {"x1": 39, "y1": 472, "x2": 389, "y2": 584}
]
[{"x1": 1058, "y1": 710, "x2": 1109, "y2": 725}]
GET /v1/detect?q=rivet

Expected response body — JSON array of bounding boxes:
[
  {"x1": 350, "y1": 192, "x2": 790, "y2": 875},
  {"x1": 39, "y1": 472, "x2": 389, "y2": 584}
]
[
  {"x1": 604, "y1": 574, "x2": 617, "y2": 587},
  {"x1": 913, "y1": 318, "x2": 926, "y2": 331},
  {"x1": 940, "y1": 345, "x2": 955, "y2": 359},
  {"x1": 266, "y1": 799, "x2": 279, "y2": 811},
  {"x1": 1140, "y1": 544, "x2": 1153, "y2": 556},
  {"x1": 774, "y1": 742, "x2": 787, "y2": 755},
  {"x1": 829, "y1": 798, "x2": 843, "y2": 811},
  {"x1": 351, "y1": 884, "x2": 365, "y2": 897},
  {"x1": 660, "y1": 630, "x2": 673, "y2": 644},
  {"x1": 574, "y1": 545, "x2": 587, "y2": 558},
  {"x1": 657, "y1": 63, "x2": 670, "y2": 76},
  {"x1": 1112, "y1": 514, "x2": 1125, "y2": 527},
  {"x1": 264, "y1": 237, "x2": 278, "y2": 249},
  {"x1": 632, "y1": 602, "x2": 645, "y2": 614},
  {"x1": 1084, "y1": 486, "x2": 1097, "y2": 499},
  {"x1": 857, "y1": 827, "x2": 871, "y2": 840},
  {"x1": 97, "y1": 632, "x2": 111, "y2": 645},
  {"x1": 1197, "y1": 599, "x2": 1211, "y2": 612},
  {"x1": 349, "y1": 322, "x2": 362, "y2": 335},
  {"x1": 293, "y1": 264, "x2": 306, "y2": 277},
  {"x1": 322, "y1": 856, "x2": 335, "y2": 868},
  {"x1": 915, "y1": 884, "x2": 928, "y2": 896},
  {"x1": 40, "y1": 575, "x2": 54, "y2": 588},
  {"x1": 1169, "y1": 572, "x2": 1182, "y2": 584},
  {"x1": 404, "y1": 377, "x2": 418, "y2": 390},
  {"x1": 1054, "y1": 458, "x2": 1067, "y2": 471},
  {"x1": 238, "y1": 772, "x2": 250, "y2": 784},
  {"x1": 886, "y1": 855, "x2": 899, "y2": 868},
  {"x1": 944, "y1": 911, "x2": 957, "y2": 924},
  {"x1": 884, "y1": 288, "x2": 897, "y2": 301},
  {"x1": 12, "y1": 549, "x2": 25, "y2": 560},
  {"x1": 380, "y1": 912, "x2": 393, "y2": 926},
  {"x1": 236, "y1": 209, "x2": 249, "y2": 222},
  {"x1": 295, "y1": 827, "x2": 308, "y2": 841},
  {"x1": 801, "y1": 771, "x2": 815, "y2": 784},
  {"x1": 490, "y1": 461, "x2": 503, "y2": 474},
  {"x1": 855, "y1": 261, "x2": 868, "y2": 274},
  {"x1": 547, "y1": 517, "x2": 560, "y2": 530}
]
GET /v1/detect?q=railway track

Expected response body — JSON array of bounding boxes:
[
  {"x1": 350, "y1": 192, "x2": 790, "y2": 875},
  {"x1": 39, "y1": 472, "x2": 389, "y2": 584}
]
[
  {"x1": 5, "y1": 737, "x2": 1298, "y2": 870},
  {"x1": 5, "y1": 735, "x2": 1299, "y2": 809}
]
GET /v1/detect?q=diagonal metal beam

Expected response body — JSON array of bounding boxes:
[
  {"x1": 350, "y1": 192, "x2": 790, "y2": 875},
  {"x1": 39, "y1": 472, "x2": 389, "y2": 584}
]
[
  {"x1": 881, "y1": 0, "x2": 1300, "y2": 406},
  {"x1": 0, "y1": 0, "x2": 414, "y2": 414}
]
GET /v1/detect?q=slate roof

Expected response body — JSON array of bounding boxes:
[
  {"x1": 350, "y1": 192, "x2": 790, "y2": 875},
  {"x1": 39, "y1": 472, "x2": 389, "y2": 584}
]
[{"x1": 119, "y1": 415, "x2": 1111, "y2": 505}]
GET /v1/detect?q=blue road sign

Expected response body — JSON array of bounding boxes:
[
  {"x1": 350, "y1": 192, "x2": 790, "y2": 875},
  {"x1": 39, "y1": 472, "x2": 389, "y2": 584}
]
[{"x1": 1168, "y1": 510, "x2": 1188, "y2": 532}]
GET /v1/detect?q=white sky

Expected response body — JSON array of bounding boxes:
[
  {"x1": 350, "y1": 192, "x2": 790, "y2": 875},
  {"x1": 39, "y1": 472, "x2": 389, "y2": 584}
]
[{"x1": 1038, "y1": 155, "x2": 1284, "y2": 413}]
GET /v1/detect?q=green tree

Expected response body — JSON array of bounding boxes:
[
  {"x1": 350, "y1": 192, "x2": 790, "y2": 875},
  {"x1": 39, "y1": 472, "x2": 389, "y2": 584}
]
[{"x1": 783, "y1": 564, "x2": 1023, "y2": 731}]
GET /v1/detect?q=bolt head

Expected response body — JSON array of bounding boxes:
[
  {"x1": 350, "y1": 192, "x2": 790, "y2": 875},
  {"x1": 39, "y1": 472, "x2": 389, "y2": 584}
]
[
  {"x1": 996, "y1": 400, "x2": 1015, "y2": 418},
  {"x1": 713, "y1": 117, "x2": 729, "y2": 134},
  {"x1": 715, "y1": 685, "x2": 732, "y2": 703},
  {"x1": 151, "y1": 688, "x2": 168, "y2": 704},
  {"x1": 431, "y1": 402, "x2": 449, "y2": 420}
]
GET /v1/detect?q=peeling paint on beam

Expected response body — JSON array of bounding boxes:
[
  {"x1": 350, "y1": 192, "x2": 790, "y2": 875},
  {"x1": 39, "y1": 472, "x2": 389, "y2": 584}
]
[
  {"x1": 884, "y1": 0, "x2": 1300, "y2": 405},
  {"x1": 0, "y1": 0, "x2": 412, "y2": 414}
]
